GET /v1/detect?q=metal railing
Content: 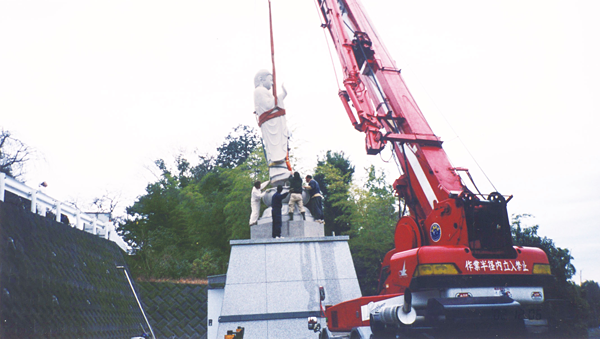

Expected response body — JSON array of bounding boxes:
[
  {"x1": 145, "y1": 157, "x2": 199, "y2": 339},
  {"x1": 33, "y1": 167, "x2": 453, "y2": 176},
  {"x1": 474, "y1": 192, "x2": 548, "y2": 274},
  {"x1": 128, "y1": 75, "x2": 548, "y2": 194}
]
[{"x1": 0, "y1": 172, "x2": 113, "y2": 239}]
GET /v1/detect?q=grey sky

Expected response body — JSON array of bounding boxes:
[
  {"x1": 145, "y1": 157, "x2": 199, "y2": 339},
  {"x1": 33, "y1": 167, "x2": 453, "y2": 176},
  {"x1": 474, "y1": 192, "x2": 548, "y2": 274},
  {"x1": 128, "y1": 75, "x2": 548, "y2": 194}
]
[{"x1": 1, "y1": 0, "x2": 599, "y2": 282}]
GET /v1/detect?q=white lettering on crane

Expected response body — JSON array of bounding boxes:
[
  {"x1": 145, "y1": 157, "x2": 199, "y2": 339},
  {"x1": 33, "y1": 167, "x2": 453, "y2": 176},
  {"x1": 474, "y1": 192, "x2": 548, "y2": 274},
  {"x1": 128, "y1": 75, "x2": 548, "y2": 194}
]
[
  {"x1": 464, "y1": 260, "x2": 529, "y2": 273},
  {"x1": 399, "y1": 142, "x2": 437, "y2": 210}
]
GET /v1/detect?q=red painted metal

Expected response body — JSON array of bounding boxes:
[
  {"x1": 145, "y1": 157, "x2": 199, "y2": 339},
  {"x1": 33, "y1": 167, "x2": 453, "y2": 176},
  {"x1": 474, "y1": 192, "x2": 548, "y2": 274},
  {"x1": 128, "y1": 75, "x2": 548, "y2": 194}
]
[
  {"x1": 318, "y1": 0, "x2": 467, "y2": 220},
  {"x1": 324, "y1": 294, "x2": 403, "y2": 332},
  {"x1": 315, "y1": 0, "x2": 552, "y2": 334}
]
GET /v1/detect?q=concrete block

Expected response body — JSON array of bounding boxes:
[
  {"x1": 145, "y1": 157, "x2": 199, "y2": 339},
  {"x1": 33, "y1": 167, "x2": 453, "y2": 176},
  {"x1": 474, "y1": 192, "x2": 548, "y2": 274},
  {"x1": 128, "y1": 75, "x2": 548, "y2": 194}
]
[
  {"x1": 220, "y1": 282, "x2": 267, "y2": 316},
  {"x1": 267, "y1": 319, "x2": 319, "y2": 339},
  {"x1": 250, "y1": 223, "x2": 273, "y2": 239},
  {"x1": 251, "y1": 220, "x2": 324, "y2": 240},
  {"x1": 318, "y1": 278, "x2": 363, "y2": 307},
  {"x1": 266, "y1": 280, "x2": 319, "y2": 313},
  {"x1": 226, "y1": 244, "x2": 266, "y2": 284},
  {"x1": 215, "y1": 237, "x2": 361, "y2": 338},
  {"x1": 318, "y1": 241, "x2": 358, "y2": 280},
  {"x1": 259, "y1": 205, "x2": 315, "y2": 223},
  {"x1": 287, "y1": 220, "x2": 324, "y2": 238},
  {"x1": 266, "y1": 242, "x2": 317, "y2": 283},
  {"x1": 207, "y1": 288, "x2": 224, "y2": 339}
]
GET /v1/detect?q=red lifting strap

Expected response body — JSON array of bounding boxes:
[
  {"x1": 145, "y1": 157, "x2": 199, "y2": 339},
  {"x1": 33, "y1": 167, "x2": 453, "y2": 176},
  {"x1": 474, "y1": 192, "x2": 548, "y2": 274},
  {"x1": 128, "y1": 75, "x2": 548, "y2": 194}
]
[{"x1": 257, "y1": 108, "x2": 286, "y2": 127}]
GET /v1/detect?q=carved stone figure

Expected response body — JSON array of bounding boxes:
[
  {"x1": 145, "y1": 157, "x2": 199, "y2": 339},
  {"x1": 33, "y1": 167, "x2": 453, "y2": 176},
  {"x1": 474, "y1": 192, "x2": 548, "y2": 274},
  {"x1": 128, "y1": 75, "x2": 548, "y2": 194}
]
[{"x1": 254, "y1": 69, "x2": 291, "y2": 185}]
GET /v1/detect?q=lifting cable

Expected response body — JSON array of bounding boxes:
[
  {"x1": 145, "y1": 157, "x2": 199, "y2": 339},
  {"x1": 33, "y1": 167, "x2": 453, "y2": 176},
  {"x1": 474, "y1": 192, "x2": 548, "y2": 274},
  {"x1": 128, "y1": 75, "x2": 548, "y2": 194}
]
[
  {"x1": 406, "y1": 69, "x2": 498, "y2": 193},
  {"x1": 465, "y1": 170, "x2": 484, "y2": 198},
  {"x1": 312, "y1": 0, "x2": 342, "y2": 91},
  {"x1": 351, "y1": 0, "x2": 498, "y2": 195}
]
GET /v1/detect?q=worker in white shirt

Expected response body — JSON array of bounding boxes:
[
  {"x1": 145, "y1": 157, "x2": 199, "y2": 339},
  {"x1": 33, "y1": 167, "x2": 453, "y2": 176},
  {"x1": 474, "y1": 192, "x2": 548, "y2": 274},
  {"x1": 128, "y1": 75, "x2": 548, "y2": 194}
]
[{"x1": 249, "y1": 180, "x2": 270, "y2": 226}]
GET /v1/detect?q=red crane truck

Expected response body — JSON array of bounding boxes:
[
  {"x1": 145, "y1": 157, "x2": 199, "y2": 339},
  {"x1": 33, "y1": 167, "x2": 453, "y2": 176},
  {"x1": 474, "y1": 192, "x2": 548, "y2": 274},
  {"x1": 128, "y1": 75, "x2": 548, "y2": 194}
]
[{"x1": 308, "y1": 0, "x2": 554, "y2": 337}]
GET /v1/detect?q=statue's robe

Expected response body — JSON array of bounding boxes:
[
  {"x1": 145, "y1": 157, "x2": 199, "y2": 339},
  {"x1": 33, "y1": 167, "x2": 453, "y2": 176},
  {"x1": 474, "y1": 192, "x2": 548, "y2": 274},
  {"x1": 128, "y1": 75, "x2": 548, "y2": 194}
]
[{"x1": 254, "y1": 86, "x2": 290, "y2": 184}]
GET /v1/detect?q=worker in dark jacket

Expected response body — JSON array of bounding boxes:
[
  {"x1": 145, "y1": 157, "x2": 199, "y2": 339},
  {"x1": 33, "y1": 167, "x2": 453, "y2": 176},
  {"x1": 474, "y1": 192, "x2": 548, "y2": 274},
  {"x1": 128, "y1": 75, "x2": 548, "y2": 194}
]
[
  {"x1": 271, "y1": 185, "x2": 288, "y2": 238},
  {"x1": 288, "y1": 172, "x2": 305, "y2": 221},
  {"x1": 305, "y1": 174, "x2": 324, "y2": 223}
]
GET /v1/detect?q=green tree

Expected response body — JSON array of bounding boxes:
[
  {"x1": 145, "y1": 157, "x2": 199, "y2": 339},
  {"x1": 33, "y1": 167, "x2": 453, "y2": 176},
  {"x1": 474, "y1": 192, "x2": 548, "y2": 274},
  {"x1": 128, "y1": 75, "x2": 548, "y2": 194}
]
[
  {"x1": 223, "y1": 147, "x2": 269, "y2": 240},
  {"x1": 347, "y1": 166, "x2": 397, "y2": 296},
  {"x1": 311, "y1": 153, "x2": 399, "y2": 295},
  {"x1": 215, "y1": 125, "x2": 261, "y2": 169},
  {"x1": 314, "y1": 151, "x2": 355, "y2": 235},
  {"x1": 181, "y1": 147, "x2": 268, "y2": 260},
  {"x1": 117, "y1": 125, "x2": 267, "y2": 279},
  {"x1": 118, "y1": 158, "x2": 191, "y2": 277},
  {"x1": 512, "y1": 214, "x2": 575, "y2": 285},
  {"x1": 511, "y1": 214, "x2": 589, "y2": 338},
  {"x1": 583, "y1": 280, "x2": 600, "y2": 327}
]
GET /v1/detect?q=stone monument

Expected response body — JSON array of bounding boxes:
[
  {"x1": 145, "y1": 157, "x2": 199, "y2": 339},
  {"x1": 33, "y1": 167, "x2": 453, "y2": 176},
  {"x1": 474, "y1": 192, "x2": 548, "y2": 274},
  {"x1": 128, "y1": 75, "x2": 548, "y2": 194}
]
[
  {"x1": 254, "y1": 69, "x2": 291, "y2": 185},
  {"x1": 213, "y1": 236, "x2": 361, "y2": 339},
  {"x1": 204, "y1": 71, "x2": 361, "y2": 339},
  {"x1": 252, "y1": 69, "x2": 323, "y2": 239}
]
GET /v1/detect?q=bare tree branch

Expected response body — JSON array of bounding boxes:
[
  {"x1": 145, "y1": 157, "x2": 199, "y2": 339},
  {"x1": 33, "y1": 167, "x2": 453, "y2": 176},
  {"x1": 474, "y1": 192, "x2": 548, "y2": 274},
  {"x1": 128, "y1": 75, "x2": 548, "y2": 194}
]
[{"x1": 0, "y1": 129, "x2": 33, "y2": 178}]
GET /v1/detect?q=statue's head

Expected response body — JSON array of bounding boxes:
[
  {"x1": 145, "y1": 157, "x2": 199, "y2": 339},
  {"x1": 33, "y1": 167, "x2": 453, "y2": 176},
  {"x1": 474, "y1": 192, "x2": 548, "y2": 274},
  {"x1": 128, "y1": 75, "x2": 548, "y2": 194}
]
[{"x1": 254, "y1": 69, "x2": 273, "y2": 90}]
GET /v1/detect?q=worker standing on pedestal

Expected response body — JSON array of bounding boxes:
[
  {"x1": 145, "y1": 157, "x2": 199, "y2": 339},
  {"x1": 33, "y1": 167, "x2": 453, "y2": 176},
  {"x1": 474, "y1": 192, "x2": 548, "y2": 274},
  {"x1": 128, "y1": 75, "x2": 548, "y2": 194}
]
[
  {"x1": 305, "y1": 174, "x2": 324, "y2": 223},
  {"x1": 288, "y1": 172, "x2": 305, "y2": 221},
  {"x1": 271, "y1": 185, "x2": 288, "y2": 238},
  {"x1": 249, "y1": 180, "x2": 270, "y2": 226}
]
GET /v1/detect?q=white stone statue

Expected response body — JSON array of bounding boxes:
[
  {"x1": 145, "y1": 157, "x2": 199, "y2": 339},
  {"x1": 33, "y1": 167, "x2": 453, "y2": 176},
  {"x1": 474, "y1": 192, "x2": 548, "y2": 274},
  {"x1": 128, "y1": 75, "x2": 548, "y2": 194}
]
[{"x1": 254, "y1": 69, "x2": 291, "y2": 184}]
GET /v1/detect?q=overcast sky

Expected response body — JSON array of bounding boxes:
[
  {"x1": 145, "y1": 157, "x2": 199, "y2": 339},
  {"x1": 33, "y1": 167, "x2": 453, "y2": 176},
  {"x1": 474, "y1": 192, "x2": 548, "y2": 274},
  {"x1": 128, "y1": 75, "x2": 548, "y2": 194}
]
[{"x1": 1, "y1": 0, "x2": 599, "y2": 283}]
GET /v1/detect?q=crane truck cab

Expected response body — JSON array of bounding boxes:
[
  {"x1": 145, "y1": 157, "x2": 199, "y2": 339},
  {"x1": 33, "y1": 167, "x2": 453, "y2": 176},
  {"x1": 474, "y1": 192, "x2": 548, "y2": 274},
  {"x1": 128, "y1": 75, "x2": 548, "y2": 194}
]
[{"x1": 309, "y1": 0, "x2": 555, "y2": 337}]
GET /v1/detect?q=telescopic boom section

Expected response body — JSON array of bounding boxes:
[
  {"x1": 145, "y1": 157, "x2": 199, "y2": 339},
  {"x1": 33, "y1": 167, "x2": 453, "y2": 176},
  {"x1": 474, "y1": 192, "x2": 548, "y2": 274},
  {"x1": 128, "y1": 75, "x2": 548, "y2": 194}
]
[
  {"x1": 317, "y1": 0, "x2": 466, "y2": 220},
  {"x1": 313, "y1": 2, "x2": 552, "y2": 335}
]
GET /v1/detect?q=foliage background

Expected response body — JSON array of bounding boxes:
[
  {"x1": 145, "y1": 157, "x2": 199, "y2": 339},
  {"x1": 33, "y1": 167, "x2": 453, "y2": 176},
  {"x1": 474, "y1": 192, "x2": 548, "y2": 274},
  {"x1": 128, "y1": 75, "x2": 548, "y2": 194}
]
[{"x1": 115, "y1": 125, "x2": 599, "y2": 336}]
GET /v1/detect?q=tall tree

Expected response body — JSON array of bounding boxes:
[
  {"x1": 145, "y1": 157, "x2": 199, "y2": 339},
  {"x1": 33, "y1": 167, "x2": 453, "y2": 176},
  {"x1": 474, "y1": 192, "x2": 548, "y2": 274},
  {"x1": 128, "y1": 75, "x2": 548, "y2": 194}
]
[
  {"x1": 583, "y1": 280, "x2": 600, "y2": 327},
  {"x1": 347, "y1": 166, "x2": 397, "y2": 296},
  {"x1": 511, "y1": 214, "x2": 576, "y2": 289},
  {"x1": 118, "y1": 158, "x2": 190, "y2": 277},
  {"x1": 117, "y1": 125, "x2": 267, "y2": 279},
  {"x1": 314, "y1": 151, "x2": 355, "y2": 235},
  {"x1": 511, "y1": 215, "x2": 589, "y2": 338},
  {"x1": 215, "y1": 125, "x2": 261, "y2": 169}
]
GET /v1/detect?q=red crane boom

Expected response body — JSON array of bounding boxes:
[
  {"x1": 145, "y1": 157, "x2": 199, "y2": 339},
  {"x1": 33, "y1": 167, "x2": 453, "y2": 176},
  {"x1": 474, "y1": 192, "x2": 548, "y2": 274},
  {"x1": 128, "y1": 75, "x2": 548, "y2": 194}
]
[
  {"x1": 319, "y1": 0, "x2": 463, "y2": 220},
  {"x1": 311, "y1": 0, "x2": 554, "y2": 337}
]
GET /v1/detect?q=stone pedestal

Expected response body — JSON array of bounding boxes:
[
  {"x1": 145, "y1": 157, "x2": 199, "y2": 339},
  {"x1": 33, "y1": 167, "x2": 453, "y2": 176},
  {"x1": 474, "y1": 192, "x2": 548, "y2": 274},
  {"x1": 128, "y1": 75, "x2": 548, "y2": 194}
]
[
  {"x1": 251, "y1": 219, "x2": 324, "y2": 239},
  {"x1": 252, "y1": 205, "x2": 324, "y2": 240},
  {"x1": 213, "y1": 236, "x2": 361, "y2": 339}
]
